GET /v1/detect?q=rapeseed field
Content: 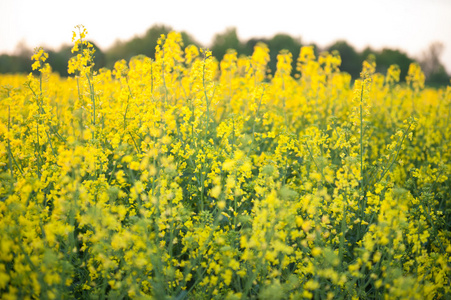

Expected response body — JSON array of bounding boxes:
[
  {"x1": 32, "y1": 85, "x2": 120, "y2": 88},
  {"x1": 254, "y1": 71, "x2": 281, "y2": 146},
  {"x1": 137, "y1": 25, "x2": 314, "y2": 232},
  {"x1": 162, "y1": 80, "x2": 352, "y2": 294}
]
[{"x1": 0, "y1": 25, "x2": 450, "y2": 299}]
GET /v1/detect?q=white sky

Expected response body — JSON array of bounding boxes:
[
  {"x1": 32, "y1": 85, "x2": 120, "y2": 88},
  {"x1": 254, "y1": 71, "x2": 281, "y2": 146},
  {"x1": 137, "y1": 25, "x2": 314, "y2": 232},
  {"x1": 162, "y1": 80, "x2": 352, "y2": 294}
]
[{"x1": 1, "y1": 0, "x2": 451, "y2": 74}]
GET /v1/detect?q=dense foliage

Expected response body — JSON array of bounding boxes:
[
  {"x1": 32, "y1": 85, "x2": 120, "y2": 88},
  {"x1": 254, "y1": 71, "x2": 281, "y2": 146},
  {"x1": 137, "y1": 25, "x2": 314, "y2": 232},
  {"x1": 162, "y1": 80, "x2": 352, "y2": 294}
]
[
  {"x1": 2, "y1": 24, "x2": 449, "y2": 86},
  {"x1": 1, "y1": 26, "x2": 450, "y2": 299}
]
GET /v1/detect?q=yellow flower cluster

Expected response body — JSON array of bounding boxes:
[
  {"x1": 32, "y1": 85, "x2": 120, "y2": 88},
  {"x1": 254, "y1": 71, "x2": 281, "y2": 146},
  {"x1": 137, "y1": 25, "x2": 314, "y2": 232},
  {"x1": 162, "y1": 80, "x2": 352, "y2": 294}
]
[{"x1": 0, "y1": 27, "x2": 450, "y2": 299}]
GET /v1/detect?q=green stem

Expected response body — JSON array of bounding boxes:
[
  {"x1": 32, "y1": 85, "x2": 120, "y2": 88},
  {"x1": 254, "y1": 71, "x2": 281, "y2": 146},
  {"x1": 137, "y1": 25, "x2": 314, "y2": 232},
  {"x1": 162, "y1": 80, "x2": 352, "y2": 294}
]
[
  {"x1": 304, "y1": 141, "x2": 326, "y2": 183},
  {"x1": 7, "y1": 106, "x2": 13, "y2": 178},
  {"x1": 36, "y1": 123, "x2": 41, "y2": 179},
  {"x1": 202, "y1": 54, "x2": 210, "y2": 144},
  {"x1": 86, "y1": 73, "x2": 96, "y2": 141},
  {"x1": 45, "y1": 129, "x2": 57, "y2": 159},
  {"x1": 339, "y1": 191, "x2": 348, "y2": 271},
  {"x1": 247, "y1": 86, "x2": 265, "y2": 156},
  {"x1": 377, "y1": 123, "x2": 412, "y2": 183},
  {"x1": 359, "y1": 82, "x2": 365, "y2": 237},
  {"x1": 162, "y1": 47, "x2": 168, "y2": 106},
  {"x1": 360, "y1": 82, "x2": 364, "y2": 190}
]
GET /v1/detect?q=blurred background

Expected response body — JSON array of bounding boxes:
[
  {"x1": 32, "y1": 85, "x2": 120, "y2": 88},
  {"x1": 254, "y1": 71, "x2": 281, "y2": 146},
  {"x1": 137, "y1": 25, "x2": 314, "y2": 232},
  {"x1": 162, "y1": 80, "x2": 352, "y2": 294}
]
[{"x1": 1, "y1": 0, "x2": 450, "y2": 86}]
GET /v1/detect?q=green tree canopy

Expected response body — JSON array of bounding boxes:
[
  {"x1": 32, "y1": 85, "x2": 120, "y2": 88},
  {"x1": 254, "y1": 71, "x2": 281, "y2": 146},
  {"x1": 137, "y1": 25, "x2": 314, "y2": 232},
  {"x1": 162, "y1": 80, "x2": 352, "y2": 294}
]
[
  {"x1": 327, "y1": 40, "x2": 361, "y2": 79},
  {"x1": 0, "y1": 24, "x2": 449, "y2": 86},
  {"x1": 104, "y1": 24, "x2": 200, "y2": 69},
  {"x1": 211, "y1": 27, "x2": 243, "y2": 62}
]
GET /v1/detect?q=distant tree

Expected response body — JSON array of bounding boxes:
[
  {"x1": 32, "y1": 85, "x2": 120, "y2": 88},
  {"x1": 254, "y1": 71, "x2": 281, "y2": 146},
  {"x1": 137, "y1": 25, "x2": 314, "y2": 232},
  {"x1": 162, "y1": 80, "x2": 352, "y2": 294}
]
[
  {"x1": 104, "y1": 24, "x2": 201, "y2": 69},
  {"x1": 45, "y1": 41, "x2": 105, "y2": 76},
  {"x1": 267, "y1": 33, "x2": 302, "y2": 74},
  {"x1": 211, "y1": 27, "x2": 243, "y2": 61},
  {"x1": 91, "y1": 41, "x2": 106, "y2": 71},
  {"x1": 105, "y1": 24, "x2": 173, "y2": 68},
  {"x1": 181, "y1": 31, "x2": 202, "y2": 49},
  {"x1": 327, "y1": 40, "x2": 361, "y2": 79},
  {"x1": 361, "y1": 47, "x2": 374, "y2": 63},
  {"x1": 46, "y1": 46, "x2": 72, "y2": 76},
  {"x1": 268, "y1": 34, "x2": 301, "y2": 57},
  {"x1": 0, "y1": 54, "x2": 31, "y2": 74},
  {"x1": 243, "y1": 37, "x2": 270, "y2": 56},
  {"x1": 357, "y1": 47, "x2": 414, "y2": 82},
  {"x1": 375, "y1": 48, "x2": 414, "y2": 81},
  {"x1": 420, "y1": 42, "x2": 450, "y2": 86},
  {"x1": 309, "y1": 43, "x2": 320, "y2": 59},
  {"x1": 0, "y1": 55, "x2": 14, "y2": 73},
  {"x1": 1, "y1": 24, "x2": 448, "y2": 87},
  {"x1": 0, "y1": 41, "x2": 34, "y2": 74},
  {"x1": 420, "y1": 42, "x2": 443, "y2": 77}
]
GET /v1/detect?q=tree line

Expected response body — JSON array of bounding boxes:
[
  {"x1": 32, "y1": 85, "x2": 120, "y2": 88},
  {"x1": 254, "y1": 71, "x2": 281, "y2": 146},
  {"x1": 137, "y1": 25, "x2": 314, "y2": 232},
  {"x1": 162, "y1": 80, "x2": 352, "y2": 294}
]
[{"x1": 1, "y1": 24, "x2": 449, "y2": 86}]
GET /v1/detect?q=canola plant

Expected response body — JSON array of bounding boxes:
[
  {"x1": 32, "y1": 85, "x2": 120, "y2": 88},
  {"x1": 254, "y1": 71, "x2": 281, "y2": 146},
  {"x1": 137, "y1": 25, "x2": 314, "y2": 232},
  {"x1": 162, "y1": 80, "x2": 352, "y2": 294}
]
[{"x1": 0, "y1": 25, "x2": 450, "y2": 299}]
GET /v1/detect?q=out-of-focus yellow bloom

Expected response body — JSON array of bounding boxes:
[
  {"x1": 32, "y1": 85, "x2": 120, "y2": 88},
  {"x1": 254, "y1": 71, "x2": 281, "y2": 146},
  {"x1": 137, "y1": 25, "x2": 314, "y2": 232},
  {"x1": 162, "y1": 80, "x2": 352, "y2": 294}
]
[{"x1": 0, "y1": 26, "x2": 448, "y2": 300}]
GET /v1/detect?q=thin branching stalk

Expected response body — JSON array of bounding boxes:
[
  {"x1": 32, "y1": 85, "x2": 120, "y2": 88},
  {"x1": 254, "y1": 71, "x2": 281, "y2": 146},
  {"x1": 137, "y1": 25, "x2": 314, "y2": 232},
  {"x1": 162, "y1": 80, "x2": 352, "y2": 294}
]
[{"x1": 6, "y1": 105, "x2": 12, "y2": 177}]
